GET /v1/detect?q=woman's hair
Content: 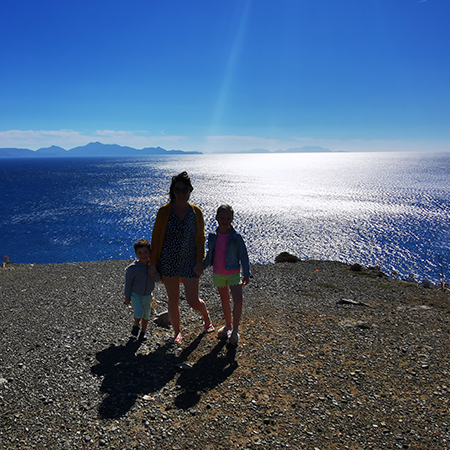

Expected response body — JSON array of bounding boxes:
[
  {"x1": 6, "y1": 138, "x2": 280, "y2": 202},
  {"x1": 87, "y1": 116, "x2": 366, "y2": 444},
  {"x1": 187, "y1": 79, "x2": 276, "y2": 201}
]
[
  {"x1": 216, "y1": 204, "x2": 234, "y2": 218},
  {"x1": 169, "y1": 171, "x2": 193, "y2": 202}
]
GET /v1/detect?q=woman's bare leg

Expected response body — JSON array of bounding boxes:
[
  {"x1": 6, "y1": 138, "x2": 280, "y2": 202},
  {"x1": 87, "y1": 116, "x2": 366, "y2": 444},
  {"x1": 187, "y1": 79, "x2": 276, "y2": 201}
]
[
  {"x1": 182, "y1": 277, "x2": 212, "y2": 327},
  {"x1": 162, "y1": 276, "x2": 181, "y2": 336}
]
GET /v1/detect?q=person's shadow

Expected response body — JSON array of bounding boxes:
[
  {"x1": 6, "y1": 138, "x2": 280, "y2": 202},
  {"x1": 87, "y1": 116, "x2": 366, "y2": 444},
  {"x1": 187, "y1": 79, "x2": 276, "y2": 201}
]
[
  {"x1": 91, "y1": 335, "x2": 205, "y2": 418},
  {"x1": 173, "y1": 340, "x2": 238, "y2": 410}
]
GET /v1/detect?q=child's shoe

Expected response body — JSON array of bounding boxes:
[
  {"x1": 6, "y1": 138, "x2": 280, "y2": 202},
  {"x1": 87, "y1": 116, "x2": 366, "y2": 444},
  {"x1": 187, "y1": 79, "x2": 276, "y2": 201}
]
[
  {"x1": 131, "y1": 325, "x2": 140, "y2": 337},
  {"x1": 138, "y1": 331, "x2": 147, "y2": 341},
  {"x1": 217, "y1": 326, "x2": 230, "y2": 340},
  {"x1": 229, "y1": 331, "x2": 240, "y2": 346}
]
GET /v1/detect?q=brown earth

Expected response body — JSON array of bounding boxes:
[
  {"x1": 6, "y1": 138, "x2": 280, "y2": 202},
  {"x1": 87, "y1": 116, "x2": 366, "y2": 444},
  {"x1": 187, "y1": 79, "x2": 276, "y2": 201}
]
[{"x1": 1, "y1": 260, "x2": 449, "y2": 449}]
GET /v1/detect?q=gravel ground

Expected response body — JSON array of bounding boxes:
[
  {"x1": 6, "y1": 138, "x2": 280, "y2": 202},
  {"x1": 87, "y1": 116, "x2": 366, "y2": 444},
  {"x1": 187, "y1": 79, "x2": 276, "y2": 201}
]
[{"x1": 1, "y1": 260, "x2": 449, "y2": 449}]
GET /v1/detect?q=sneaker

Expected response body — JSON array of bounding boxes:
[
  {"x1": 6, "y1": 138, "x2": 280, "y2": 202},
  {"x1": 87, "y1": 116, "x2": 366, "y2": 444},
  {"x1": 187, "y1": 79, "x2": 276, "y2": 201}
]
[
  {"x1": 217, "y1": 326, "x2": 231, "y2": 340},
  {"x1": 138, "y1": 331, "x2": 147, "y2": 341},
  {"x1": 131, "y1": 325, "x2": 140, "y2": 337},
  {"x1": 229, "y1": 331, "x2": 240, "y2": 346}
]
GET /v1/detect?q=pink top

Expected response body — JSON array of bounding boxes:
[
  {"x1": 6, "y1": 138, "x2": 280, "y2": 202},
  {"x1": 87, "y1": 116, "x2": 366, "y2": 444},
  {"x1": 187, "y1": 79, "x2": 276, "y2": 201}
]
[{"x1": 213, "y1": 233, "x2": 240, "y2": 275}]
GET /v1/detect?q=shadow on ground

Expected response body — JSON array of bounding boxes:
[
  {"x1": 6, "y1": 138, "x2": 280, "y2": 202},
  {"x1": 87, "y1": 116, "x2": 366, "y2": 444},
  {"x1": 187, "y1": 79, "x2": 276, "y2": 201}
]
[
  {"x1": 91, "y1": 335, "x2": 237, "y2": 417},
  {"x1": 174, "y1": 340, "x2": 238, "y2": 410}
]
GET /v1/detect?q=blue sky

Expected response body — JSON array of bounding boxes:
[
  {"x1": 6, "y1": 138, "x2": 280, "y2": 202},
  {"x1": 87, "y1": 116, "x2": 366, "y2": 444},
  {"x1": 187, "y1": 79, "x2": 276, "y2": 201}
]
[{"x1": 1, "y1": 0, "x2": 449, "y2": 153}]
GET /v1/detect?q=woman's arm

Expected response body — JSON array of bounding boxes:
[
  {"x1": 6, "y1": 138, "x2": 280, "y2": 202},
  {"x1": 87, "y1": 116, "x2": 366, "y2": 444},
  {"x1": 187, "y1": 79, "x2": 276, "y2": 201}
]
[
  {"x1": 192, "y1": 204, "x2": 206, "y2": 263},
  {"x1": 150, "y1": 204, "x2": 171, "y2": 266}
]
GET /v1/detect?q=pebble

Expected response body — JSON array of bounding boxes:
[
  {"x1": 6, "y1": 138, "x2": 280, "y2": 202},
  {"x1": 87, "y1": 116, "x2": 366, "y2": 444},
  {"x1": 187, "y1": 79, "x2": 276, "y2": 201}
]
[{"x1": 0, "y1": 260, "x2": 448, "y2": 449}]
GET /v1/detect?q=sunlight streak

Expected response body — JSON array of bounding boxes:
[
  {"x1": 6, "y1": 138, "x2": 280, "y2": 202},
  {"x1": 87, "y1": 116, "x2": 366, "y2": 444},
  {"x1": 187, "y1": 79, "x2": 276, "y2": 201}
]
[{"x1": 209, "y1": 0, "x2": 252, "y2": 141}]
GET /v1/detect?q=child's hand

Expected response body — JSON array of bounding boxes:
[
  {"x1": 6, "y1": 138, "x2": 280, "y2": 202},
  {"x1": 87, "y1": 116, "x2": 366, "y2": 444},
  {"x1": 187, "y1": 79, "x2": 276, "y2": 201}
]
[
  {"x1": 149, "y1": 265, "x2": 157, "y2": 277},
  {"x1": 241, "y1": 276, "x2": 250, "y2": 286},
  {"x1": 124, "y1": 298, "x2": 131, "y2": 305}
]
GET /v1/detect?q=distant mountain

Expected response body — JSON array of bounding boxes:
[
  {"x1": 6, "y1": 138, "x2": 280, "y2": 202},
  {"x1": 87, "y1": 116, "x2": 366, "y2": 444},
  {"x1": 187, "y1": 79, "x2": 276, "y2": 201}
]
[
  {"x1": 275, "y1": 146, "x2": 332, "y2": 153},
  {"x1": 0, "y1": 142, "x2": 202, "y2": 158},
  {"x1": 246, "y1": 148, "x2": 272, "y2": 153},
  {"x1": 246, "y1": 146, "x2": 332, "y2": 154},
  {"x1": 36, "y1": 145, "x2": 69, "y2": 157},
  {"x1": 0, "y1": 148, "x2": 36, "y2": 158}
]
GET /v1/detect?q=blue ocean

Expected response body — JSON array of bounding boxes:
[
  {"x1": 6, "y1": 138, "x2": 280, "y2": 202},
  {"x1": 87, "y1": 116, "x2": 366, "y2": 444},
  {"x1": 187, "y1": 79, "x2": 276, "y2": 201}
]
[{"x1": 1, "y1": 152, "x2": 449, "y2": 283}]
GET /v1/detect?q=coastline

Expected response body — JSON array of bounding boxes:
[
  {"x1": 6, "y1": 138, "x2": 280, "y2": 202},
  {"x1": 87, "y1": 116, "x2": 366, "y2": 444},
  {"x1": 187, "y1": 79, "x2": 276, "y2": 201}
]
[{"x1": 1, "y1": 260, "x2": 449, "y2": 448}]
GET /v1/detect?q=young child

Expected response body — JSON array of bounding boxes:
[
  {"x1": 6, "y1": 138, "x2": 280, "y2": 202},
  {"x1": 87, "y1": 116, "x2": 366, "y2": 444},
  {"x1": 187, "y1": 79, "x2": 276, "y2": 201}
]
[
  {"x1": 124, "y1": 238, "x2": 160, "y2": 341},
  {"x1": 203, "y1": 205, "x2": 250, "y2": 346}
]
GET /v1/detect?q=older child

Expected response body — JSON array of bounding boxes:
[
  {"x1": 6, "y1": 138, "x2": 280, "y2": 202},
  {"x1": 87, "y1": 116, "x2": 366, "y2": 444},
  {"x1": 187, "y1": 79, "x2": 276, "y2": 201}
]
[
  {"x1": 204, "y1": 205, "x2": 250, "y2": 346},
  {"x1": 124, "y1": 238, "x2": 160, "y2": 341}
]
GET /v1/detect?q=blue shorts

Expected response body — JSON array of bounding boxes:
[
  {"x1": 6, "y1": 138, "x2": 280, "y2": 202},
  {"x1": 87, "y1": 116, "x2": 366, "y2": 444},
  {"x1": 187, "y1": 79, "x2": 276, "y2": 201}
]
[
  {"x1": 213, "y1": 272, "x2": 241, "y2": 288},
  {"x1": 131, "y1": 292, "x2": 152, "y2": 320}
]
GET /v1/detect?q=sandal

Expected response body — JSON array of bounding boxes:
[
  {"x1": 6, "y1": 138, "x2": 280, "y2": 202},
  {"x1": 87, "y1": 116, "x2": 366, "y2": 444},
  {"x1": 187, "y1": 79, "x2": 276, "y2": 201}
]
[
  {"x1": 229, "y1": 331, "x2": 240, "y2": 346},
  {"x1": 203, "y1": 323, "x2": 215, "y2": 334},
  {"x1": 170, "y1": 333, "x2": 183, "y2": 344},
  {"x1": 217, "y1": 326, "x2": 230, "y2": 340}
]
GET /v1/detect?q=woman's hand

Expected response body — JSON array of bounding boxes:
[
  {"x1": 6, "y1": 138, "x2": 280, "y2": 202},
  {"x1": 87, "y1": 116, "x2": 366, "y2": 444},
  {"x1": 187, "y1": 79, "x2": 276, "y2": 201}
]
[
  {"x1": 150, "y1": 265, "x2": 157, "y2": 277},
  {"x1": 194, "y1": 262, "x2": 204, "y2": 277}
]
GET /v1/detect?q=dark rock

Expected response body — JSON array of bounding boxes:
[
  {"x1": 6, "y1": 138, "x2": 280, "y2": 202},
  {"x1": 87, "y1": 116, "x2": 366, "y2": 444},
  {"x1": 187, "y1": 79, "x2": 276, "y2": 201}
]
[
  {"x1": 154, "y1": 311, "x2": 171, "y2": 328},
  {"x1": 275, "y1": 252, "x2": 300, "y2": 263}
]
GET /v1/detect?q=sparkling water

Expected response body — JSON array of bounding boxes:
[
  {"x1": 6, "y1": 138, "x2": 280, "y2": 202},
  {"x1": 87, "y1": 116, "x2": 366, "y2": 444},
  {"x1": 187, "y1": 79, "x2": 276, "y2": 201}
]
[{"x1": 1, "y1": 152, "x2": 448, "y2": 282}]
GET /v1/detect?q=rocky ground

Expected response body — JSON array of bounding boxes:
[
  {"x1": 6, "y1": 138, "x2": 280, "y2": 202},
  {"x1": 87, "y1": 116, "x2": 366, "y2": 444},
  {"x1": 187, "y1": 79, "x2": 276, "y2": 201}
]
[{"x1": 0, "y1": 260, "x2": 449, "y2": 449}]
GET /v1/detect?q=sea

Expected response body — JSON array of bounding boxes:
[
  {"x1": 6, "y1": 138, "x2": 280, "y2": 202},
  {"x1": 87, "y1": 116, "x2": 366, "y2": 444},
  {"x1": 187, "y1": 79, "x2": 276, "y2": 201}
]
[{"x1": 0, "y1": 152, "x2": 449, "y2": 283}]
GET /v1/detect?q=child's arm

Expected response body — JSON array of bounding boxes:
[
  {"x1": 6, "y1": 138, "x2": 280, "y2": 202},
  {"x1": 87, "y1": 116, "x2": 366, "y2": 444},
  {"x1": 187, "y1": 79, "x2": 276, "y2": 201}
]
[
  {"x1": 241, "y1": 276, "x2": 250, "y2": 286},
  {"x1": 237, "y1": 235, "x2": 251, "y2": 278},
  {"x1": 152, "y1": 268, "x2": 161, "y2": 282},
  {"x1": 124, "y1": 265, "x2": 135, "y2": 303},
  {"x1": 203, "y1": 233, "x2": 215, "y2": 269},
  {"x1": 149, "y1": 265, "x2": 157, "y2": 277}
]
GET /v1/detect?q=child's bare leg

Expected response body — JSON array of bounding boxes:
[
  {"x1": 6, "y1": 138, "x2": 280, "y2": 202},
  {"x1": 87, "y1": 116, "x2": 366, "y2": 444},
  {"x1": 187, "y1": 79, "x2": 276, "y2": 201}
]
[
  {"x1": 134, "y1": 318, "x2": 140, "y2": 327},
  {"x1": 230, "y1": 284, "x2": 243, "y2": 332},
  {"x1": 218, "y1": 286, "x2": 232, "y2": 329},
  {"x1": 163, "y1": 276, "x2": 181, "y2": 336},
  {"x1": 183, "y1": 277, "x2": 212, "y2": 326},
  {"x1": 141, "y1": 318, "x2": 149, "y2": 333}
]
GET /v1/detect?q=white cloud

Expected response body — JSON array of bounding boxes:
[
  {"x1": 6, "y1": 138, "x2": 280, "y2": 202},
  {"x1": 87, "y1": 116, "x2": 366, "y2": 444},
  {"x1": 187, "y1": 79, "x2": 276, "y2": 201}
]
[
  {"x1": 0, "y1": 129, "x2": 448, "y2": 153},
  {"x1": 0, "y1": 129, "x2": 189, "y2": 151},
  {"x1": 0, "y1": 130, "x2": 89, "y2": 150}
]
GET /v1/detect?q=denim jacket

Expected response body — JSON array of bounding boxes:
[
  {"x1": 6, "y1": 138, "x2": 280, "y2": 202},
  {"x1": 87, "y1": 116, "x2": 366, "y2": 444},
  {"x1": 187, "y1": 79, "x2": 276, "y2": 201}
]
[{"x1": 203, "y1": 227, "x2": 250, "y2": 277}]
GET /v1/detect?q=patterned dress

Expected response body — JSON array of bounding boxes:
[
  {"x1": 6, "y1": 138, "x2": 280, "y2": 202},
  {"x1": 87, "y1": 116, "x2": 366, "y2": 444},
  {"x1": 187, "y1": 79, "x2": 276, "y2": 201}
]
[{"x1": 158, "y1": 206, "x2": 198, "y2": 278}]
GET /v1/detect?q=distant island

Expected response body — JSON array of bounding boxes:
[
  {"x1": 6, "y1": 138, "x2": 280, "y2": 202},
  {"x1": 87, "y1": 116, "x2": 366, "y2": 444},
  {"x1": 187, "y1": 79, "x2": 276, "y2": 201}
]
[
  {"x1": 0, "y1": 142, "x2": 202, "y2": 158},
  {"x1": 0, "y1": 142, "x2": 335, "y2": 158},
  {"x1": 245, "y1": 146, "x2": 332, "y2": 153}
]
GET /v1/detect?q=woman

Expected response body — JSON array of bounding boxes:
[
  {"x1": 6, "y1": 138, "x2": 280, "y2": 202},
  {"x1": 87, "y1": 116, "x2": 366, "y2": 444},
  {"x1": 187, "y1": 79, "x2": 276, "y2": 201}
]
[{"x1": 150, "y1": 171, "x2": 214, "y2": 344}]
